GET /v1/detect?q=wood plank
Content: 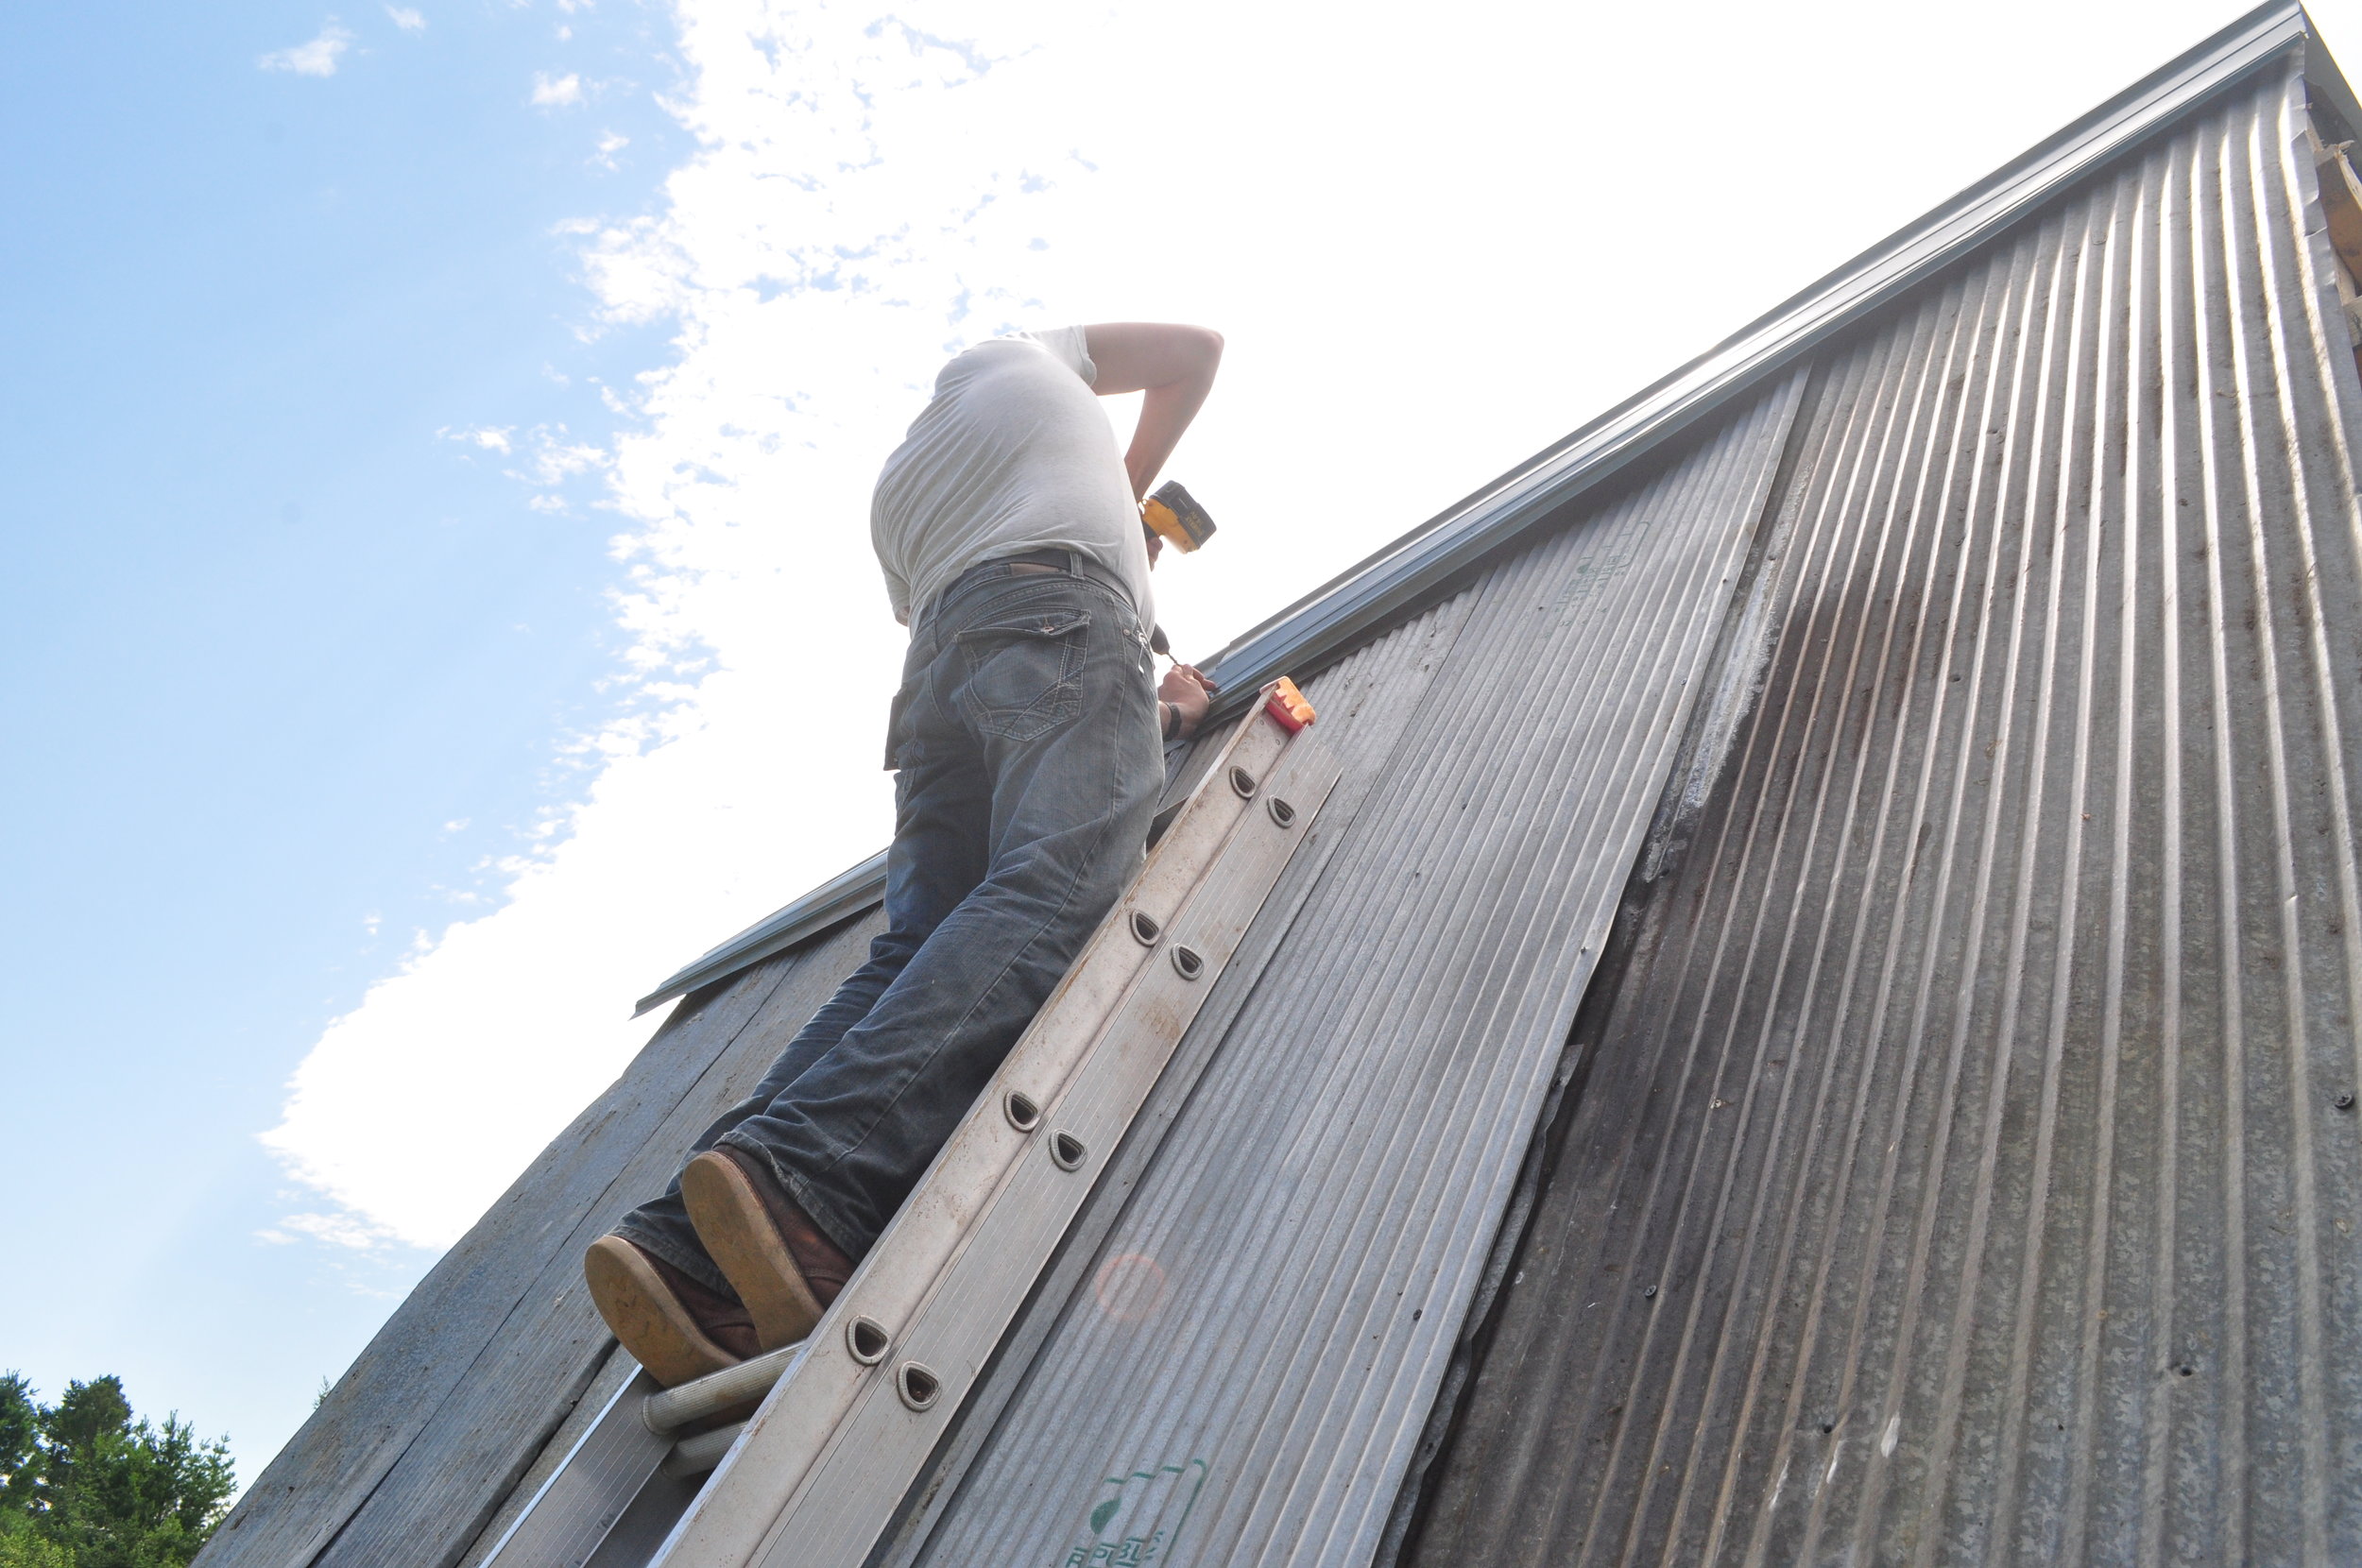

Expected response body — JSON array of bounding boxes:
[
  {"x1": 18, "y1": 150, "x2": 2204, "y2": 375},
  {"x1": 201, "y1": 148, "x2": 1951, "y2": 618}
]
[
  {"x1": 455, "y1": 1347, "x2": 640, "y2": 1568},
  {"x1": 196, "y1": 914, "x2": 881, "y2": 1568},
  {"x1": 311, "y1": 916, "x2": 883, "y2": 1568},
  {"x1": 197, "y1": 961, "x2": 793, "y2": 1568}
]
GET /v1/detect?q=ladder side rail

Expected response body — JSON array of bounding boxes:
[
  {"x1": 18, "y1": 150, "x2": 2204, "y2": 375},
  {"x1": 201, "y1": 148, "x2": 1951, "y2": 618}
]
[
  {"x1": 479, "y1": 1371, "x2": 673, "y2": 1568},
  {"x1": 829, "y1": 715, "x2": 1295, "y2": 1306},
  {"x1": 649, "y1": 713, "x2": 1305, "y2": 1567},
  {"x1": 742, "y1": 736, "x2": 1342, "y2": 1567}
]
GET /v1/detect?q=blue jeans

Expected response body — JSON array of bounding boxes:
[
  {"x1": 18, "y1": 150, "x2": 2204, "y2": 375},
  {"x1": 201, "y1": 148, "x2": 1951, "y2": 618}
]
[{"x1": 617, "y1": 555, "x2": 1163, "y2": 1284}]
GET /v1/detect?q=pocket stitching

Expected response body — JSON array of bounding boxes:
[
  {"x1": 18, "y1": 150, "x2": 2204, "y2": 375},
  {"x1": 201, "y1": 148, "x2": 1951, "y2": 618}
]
[{"x1": 953, "y1": 610, "x2": 1092, "y2": 741}]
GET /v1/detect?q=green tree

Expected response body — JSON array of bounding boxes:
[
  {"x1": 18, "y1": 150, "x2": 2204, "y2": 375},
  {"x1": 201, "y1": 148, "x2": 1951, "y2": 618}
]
[{"x1": 0, "y1": 1374, "x2": 233, "y2": 1568}]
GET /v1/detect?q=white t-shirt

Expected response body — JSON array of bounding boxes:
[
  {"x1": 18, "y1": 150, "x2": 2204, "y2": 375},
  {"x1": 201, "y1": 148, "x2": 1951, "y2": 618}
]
[{"x1": 871, "y1": 327, "x2": 1153, "y2": 627}]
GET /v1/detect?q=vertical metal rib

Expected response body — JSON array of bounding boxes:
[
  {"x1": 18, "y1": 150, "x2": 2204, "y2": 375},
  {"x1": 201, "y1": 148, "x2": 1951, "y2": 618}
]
[{"x1": 1401, "y1": 60, "x2": 2362, "y2": 1566}]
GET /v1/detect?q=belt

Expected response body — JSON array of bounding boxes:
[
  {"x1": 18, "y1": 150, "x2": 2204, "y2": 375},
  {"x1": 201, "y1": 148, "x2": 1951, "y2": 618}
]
[
  {"x1": 981, "y1": 548, "x2": 1130, "y2": 598},
  {"x1": 938, "y1": 550, "x2": 1169, "y2": 655}
]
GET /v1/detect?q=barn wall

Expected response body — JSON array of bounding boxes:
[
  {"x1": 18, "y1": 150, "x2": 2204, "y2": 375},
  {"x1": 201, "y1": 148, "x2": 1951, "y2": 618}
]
[
  {"x1": 1403, "y1": 59, "x2": 2362, "y2": 1567},
  {"x1": 199, "y1": 19, "x2": 2362, "y2": 1568}
]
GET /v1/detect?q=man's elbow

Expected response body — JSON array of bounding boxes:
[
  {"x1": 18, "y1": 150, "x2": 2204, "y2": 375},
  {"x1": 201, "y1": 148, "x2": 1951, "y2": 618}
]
[{"x1": 1152, "y1": 323, "x2": 1224, "y2": 378}]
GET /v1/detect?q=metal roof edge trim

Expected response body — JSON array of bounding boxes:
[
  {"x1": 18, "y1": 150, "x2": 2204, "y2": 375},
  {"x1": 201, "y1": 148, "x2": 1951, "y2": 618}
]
[
  {"x1": 634, "y1": 1, "x2": 2306, "y2": 1014},
  {"x1": 633, "y1": 850, "x2": 886, "y2": 1015}
]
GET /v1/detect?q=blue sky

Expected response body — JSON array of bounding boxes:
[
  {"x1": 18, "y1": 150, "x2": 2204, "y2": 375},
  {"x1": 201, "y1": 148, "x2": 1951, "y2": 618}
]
[
  {"x1": 2, "y1": 0, "x2": 678, "y2": 1471},
  {"x1": 2, "y1": 0, "x2": 2338, "y2": 1491}
]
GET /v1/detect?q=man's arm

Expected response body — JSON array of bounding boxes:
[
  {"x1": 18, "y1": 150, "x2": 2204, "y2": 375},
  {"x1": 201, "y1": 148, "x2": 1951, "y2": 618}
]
[{"x1": 1082, "y1": 323, "x2": 1224, "y2": 501}]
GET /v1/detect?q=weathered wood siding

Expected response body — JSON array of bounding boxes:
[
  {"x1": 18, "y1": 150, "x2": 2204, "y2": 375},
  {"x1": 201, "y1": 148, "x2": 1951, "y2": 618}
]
[{"x1": 196, "y1": 912, "x2": 883, "y2": 1568}]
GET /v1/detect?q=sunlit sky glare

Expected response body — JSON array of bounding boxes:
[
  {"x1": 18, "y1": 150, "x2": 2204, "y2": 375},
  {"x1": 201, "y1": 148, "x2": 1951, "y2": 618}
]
[{"x1": 3, "y1": 0, "x2": 2344, "y2": 1484}]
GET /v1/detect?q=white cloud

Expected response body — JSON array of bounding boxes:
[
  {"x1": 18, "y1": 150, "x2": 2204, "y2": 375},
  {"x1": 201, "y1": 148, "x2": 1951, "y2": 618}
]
[
  {"x1": 385, "y1": 6, "x2": 426, "y2": 31},
  {"x1": 439, "y1": 423, "x2": 514, "y2": 454},
  {"x1": 263, "y1": 0, "x2": 2258, "y2": 1253},
  {"x1": 515, "y1": 425, "x2": 605, "y2": 484},
  {"x1": 257, "y1": 1211, "x2": 404, "y2": 1250},
  {"x1": 531, "y1": 71, "x2": 584, "y2": 107},
  {"x1": 259, "y1": 20, "x2": 355, "y2": 77},
  {"x1": 592, "y1": 129, "x2": 629, "y2": 170}
]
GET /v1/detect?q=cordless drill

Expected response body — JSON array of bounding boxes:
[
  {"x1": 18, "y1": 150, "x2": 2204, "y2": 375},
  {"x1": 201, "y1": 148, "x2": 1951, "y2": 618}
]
[
  {"x1": 1141, "y1": 481, "x2": 1216, "y2": 555},
  {"x1": 1139, "y1": 481, "x2": 1214, "y2": 657}
]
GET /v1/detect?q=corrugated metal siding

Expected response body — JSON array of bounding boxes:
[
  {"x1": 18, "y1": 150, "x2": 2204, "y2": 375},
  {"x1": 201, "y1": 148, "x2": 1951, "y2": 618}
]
[
  {"x1": 891, "y1": 379, "x2": 1806, "y2": 1568},
  {"x1": 1401, "y1": 60, "x2": 2362, "y2": 1567}
]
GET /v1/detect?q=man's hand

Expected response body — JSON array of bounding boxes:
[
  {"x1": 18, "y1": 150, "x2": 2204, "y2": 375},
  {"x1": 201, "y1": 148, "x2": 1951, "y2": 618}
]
[
  {"x1": 1083, "y1": 323, "x2": 1223, "y2": 503},
  {"x1": 1157, "y1": 662, "x2": 1219, "y2": 741}
]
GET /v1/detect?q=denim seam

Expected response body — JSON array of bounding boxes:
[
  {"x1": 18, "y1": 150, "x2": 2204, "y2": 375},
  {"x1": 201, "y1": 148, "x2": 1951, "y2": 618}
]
[
  {"x1": 954, "y1": 613, "x2": 1091, "y2": 742},
  {"x1": 773, "y1": 1163, "x2": 871, "y2": 1261},
  {"x1": 807, "y1": 779, "x2": 1118, "y2": 1189},
  {"x1": 797, "y1": 631, "x2": 1142, "y2": 1247}
]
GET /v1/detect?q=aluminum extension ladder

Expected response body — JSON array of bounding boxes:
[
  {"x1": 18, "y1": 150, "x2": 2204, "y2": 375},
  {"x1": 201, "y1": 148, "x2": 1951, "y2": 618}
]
[{"x1": 483, "y1": 680, "x2": 1338, "y2": 1568}]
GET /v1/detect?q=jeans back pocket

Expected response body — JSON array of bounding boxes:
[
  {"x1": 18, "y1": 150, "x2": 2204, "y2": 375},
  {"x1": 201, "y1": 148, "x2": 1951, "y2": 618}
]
[{"x1": 952, "y1": 605, "x2": 1093, "y2": 742}]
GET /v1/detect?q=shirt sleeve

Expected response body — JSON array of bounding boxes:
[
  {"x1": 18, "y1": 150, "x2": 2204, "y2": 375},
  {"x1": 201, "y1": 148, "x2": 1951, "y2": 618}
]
[{"x1": 1033, "y1": 324, "x2": 1097, "y2": 387}]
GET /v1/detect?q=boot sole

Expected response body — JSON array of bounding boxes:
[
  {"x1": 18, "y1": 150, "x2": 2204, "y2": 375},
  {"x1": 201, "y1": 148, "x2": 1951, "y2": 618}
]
[
  {"x1": 681, "y1": 1150, "x2": 827, "y2": 1350},
  {"x1": 582, "y1": 1236, "x2": 742, "y2": 1389}
]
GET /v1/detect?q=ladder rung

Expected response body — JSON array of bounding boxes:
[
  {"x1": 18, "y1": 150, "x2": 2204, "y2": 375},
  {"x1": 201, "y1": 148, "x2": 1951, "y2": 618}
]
[
  {"x1": 660, "y1": 1423, "x2": 746, "y2": 1482},
  {"x1": 642, "y1": 1345, "x2": 800, "y2": 1436}
]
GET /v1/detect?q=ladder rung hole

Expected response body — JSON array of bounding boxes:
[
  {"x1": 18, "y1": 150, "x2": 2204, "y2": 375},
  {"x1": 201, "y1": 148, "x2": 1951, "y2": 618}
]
[
  {"x1": 1004, "y1": 1090, "x2": 1042, "y2": 1132},
  {"x1": 847, "y1": 1316, "x2": 890, "y2": 1365},
  {"x1": 1171, "y1": 945, "x2": 1205, "y2": 980},
  {"x1": 1050, "y1": 1132, "x2": 1087, "y2": 1171},
  {"x1": 1129, "y1": 909, "x2": 1161, "y2": 946},
  {"x1": 896, "y1": 1362, "x2": 940, "y2": 1411},
  {"x1": 1267, "y1": 796, "x2": 1296, "y2": 828},
  {"x1": 1229, "y1": 765, "x2": 1258, "y2": 798}
]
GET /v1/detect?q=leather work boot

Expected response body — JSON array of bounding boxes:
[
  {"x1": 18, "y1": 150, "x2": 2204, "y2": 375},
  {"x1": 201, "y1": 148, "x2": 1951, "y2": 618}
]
[
  {"x1": 680, "y1": 1146, "x2": 856, "y2": 1350},
  {"x1": 582, "y1": 1235, "x2": 761, "y2": 1388}
]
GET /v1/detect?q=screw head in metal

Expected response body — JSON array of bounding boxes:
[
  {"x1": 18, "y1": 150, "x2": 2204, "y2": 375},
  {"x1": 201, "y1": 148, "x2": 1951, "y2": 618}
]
[
  {"x1": 2337, "y1": 1091, "x2": 2356, "y2": 1111},
  {"x1": 1642, "y1": 1285, "x2": 1657, "y2": 1299}
]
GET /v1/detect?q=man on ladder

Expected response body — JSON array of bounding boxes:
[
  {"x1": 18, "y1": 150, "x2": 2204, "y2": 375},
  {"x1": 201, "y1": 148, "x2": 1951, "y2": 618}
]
[{"x1": 584, "y1": 323, "x2": 1226, "y2": 1386}]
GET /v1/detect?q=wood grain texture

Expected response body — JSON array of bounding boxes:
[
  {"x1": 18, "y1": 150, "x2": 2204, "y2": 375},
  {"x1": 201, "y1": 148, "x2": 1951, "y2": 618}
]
[
  {"x1": 454, "y1": 1345, "x2": 639, "y2": 1568},
  {"x1": 196, "y1": 912, "x2": 883, "y2": 1568}
]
